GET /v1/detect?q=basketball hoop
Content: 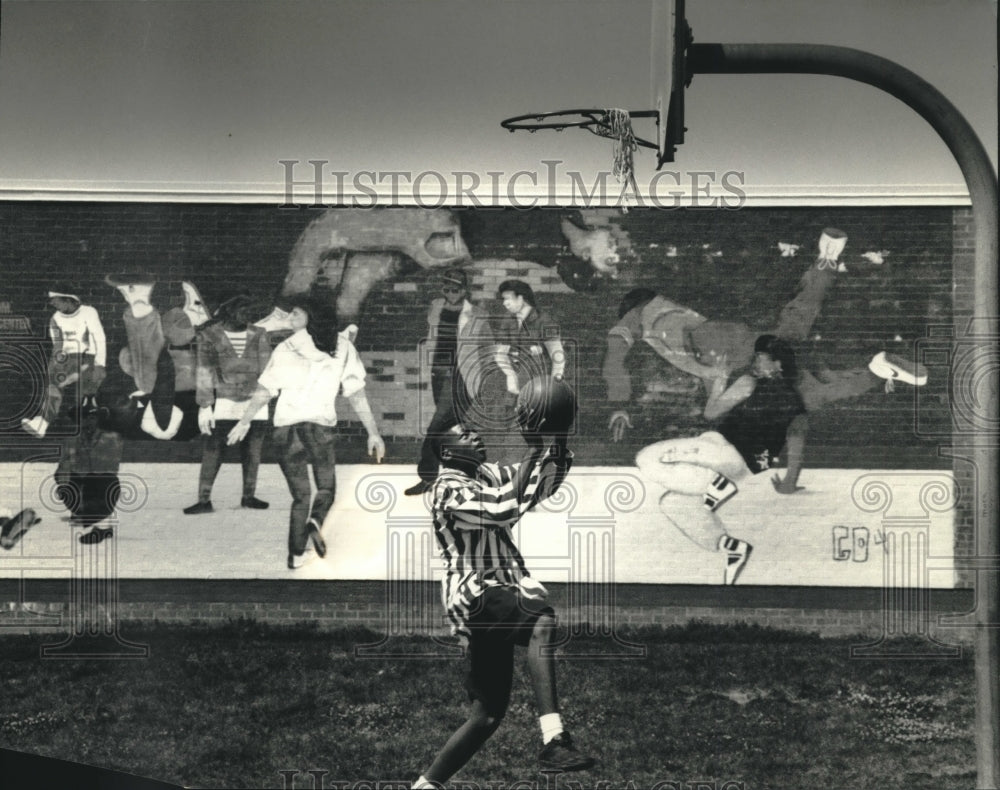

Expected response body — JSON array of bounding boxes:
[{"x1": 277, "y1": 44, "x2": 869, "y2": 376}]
[
  {"x1": 500, "y1": 108, "x2": 659, "y2": 150},
  {"x1": 501, "y1": 108, "x2": 658, "y2": 207}
]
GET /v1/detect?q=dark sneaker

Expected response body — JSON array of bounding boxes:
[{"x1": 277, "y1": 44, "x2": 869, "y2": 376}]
[
  {"x1": 1, "y1": 509, "x2": 42, "y2": 550},
  {"x1": 79, "y1": 527, "x2": 113, "y2": 545},
  {"x1": 307, "y1": 518, "x2": 327, "y2": 558},
  {"x1": 539, "y1": 732, "x2": 594, "y2": 772},
  {"x1": 241, "y1": 496, "x2": 269, "y2": 510},
  {"x1": 403, "y1": 480, "x2": 433, "y2": 496},
  {"x1": 183, "y1": 501, "x2": 214, "y2": 515}
]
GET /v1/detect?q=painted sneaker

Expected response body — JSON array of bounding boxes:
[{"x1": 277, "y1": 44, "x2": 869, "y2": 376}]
[
  {"x1": 1, "y1": 509, "x2": 42, "y2": 550},
  {"x1": 287, "y1": 545, "x2": 317, "y2": 570},
  {"x1": 720, "y1": 536, "x2": 753, "y2": 585},
  {"x1": 704, "y1": 474, "x2": 738, "y2": 512},
  {"x1": 255, "y1": 307, "x2": 292, "y2": 333},
  {"x1": 20, "y1": 416, "x2": 48, "y2": 438},
  {"x1": 307, "y1": 517, "x2": 327, "y2": 559},
  {"x1": 403, "y1": 480, "x2": 433, "y2": 497},
  {"x1": 868, "y1": 352, "x2": 928, "y2": 387},
  {"x1": 78, "y1": 527, "x2": 113, "y2": 545}
]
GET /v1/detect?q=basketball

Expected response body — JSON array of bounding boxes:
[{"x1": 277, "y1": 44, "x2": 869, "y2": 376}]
[{"x1": 516, "y1": 377, "x2": 577, "y2": 434}]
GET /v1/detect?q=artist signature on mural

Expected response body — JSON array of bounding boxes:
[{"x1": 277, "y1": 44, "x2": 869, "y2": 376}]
[{"x1": 832, "y1": 525, "x2": 888, "y2": 562}]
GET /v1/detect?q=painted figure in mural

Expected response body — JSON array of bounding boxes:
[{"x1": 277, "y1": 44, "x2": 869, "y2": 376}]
[
  {"x1": 256, "y1": 207, "x2": 471, "y2": 329},
  {"x1": 494, "y1": 279, "x2": 566, "y2": 398},
  {"x1": 185, "y1": 294, "x2": 272, "y2": 515},
  {"x1": 560, "y1": 214, "x2": 623, "y2": 279},
  {"x1": 53, "y1": 395, "x2": 124, "y2": 545},
  {"x1": 104, "y1": 274, "x2": 210, "y2": 442},
  {"x1": 459, "y1": 208, "x2": 629, "y2": 292},
  {"x1": 403, "y1": 268, "x2": 493, "y2": 497},
  {"x1": 603, "y1": 228, "x2": 928, "y2": 444},
  {"x1": 412, "y1": 425, "x2": 593, "y2": 787},
  {"x1": 227, "y1": 296, "x2": 385, "y2": 570},
  {"x1": 635, "y1": 335, "x2": 807, "y2": 584},
  {"x1": 20, "y1": 285, "x2": 107, "y2": 439}
]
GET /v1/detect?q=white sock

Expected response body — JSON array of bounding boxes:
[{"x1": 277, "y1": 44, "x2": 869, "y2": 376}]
[
  {"x1": 539, "y1": 712, "x2": 564, "y2": 744},
  {"x1": 412, "y1": 776, "x2": 437, "y2": 789}
]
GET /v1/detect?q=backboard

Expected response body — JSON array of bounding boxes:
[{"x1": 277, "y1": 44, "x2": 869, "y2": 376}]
[{"x1": 651, "y1": 0, "x2": 688, "y2": 167}]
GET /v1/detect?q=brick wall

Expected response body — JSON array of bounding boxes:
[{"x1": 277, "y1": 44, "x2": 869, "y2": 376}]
[{"x1": 949, "y1": 207, "x2": 980, "y2": 588}]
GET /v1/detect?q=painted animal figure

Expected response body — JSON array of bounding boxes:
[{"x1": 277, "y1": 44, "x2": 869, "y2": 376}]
[{"x1": 281, "y1": 208, "x2": 470, "y2": 321}]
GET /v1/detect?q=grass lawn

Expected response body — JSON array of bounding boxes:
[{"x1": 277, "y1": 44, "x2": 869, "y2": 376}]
[{"x1": 0, "y1": 621, "x2": 976, "y2": 789}]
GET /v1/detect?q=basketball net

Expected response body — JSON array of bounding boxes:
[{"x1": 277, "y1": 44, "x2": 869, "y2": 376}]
[{"x1": 596, "y1": 109, "x2": 639, "y2": 211}]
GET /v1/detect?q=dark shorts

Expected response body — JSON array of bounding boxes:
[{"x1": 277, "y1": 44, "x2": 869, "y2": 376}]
[{"x1": 463, "y1": 585, "x2": 555, "y2": 715}]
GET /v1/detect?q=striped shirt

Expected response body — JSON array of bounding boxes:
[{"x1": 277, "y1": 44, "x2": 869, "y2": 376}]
[
  {"x1": 223, "y1": 329, "x2": 248, "y2": 357},
  {"x1": 432, "y1": 448, "x2": 572, "y2": 638}
]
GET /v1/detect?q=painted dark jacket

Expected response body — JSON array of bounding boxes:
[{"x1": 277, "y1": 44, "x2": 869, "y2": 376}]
[
  {"x1": 494, "y1": 306, "x2": 566, "y2": 382},
  {"x1": 717, "y1": 376, "x2": 806, "y2": 474},
  {"x1": 424, "y1": 298, "x2": 495, "y2": 402}
]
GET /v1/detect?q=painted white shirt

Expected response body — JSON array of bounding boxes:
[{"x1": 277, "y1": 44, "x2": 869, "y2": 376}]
[
  {"x1": 256, "y1": 329, "x2": 366, "y2": 427},
  {"x1": 49, "y1": 305, "x2": 106, "y2": 366}
]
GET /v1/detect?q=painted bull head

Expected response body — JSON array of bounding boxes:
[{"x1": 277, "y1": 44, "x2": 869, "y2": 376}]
[{"x1": 281, "y1": 207, "x2": 470, "y2": 322}]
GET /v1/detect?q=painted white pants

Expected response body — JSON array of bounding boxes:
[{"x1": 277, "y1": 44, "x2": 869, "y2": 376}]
[{"x1": 635, "y1": 433, "x2": 752, "y2": 553}]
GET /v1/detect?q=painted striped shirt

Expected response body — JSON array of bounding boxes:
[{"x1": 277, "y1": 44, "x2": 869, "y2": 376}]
[
  {"x1": 222, "y1": 329, "x2": 248, "y2": 357},
  {"x1": 432, "y1": 448, "x2": 572, "y2": 639}
]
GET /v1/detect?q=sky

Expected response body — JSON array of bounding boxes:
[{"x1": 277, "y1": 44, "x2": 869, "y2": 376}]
[{"x1": 0, "y1": 0, "x2": 995, "y2": 204}]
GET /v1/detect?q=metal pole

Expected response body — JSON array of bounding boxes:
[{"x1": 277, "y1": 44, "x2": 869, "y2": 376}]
[{"x1": 689, "y1": 42, "x2": 999, "y2": 788}]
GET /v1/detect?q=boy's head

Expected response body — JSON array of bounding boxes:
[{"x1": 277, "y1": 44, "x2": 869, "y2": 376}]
[
  {"x1": 438, "y1": 425, "x2": 487, "y2": 475},
  {"x1": 497, "y1": 279, "x2": 535, "y2": 316},
  {"x1": 752, "y1": 334, "x2": 798, "y2": 382},
  {"x1": 215, "y1": 293, "x2": 254, "y2": 329},
  {"x1": 48, "y1": 288, "x2": 81, "y2": 314},
  {"x1": 440, "y1": 269, "x2": 468, "y2": 306},
  {"x1": 284, "y1": 294, "x2": 338, "y2": 353}
]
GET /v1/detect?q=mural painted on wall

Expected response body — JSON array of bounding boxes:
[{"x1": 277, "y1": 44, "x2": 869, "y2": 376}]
[{"x1": 0, "y1": 204, "x2": 958, "y2": 586}]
